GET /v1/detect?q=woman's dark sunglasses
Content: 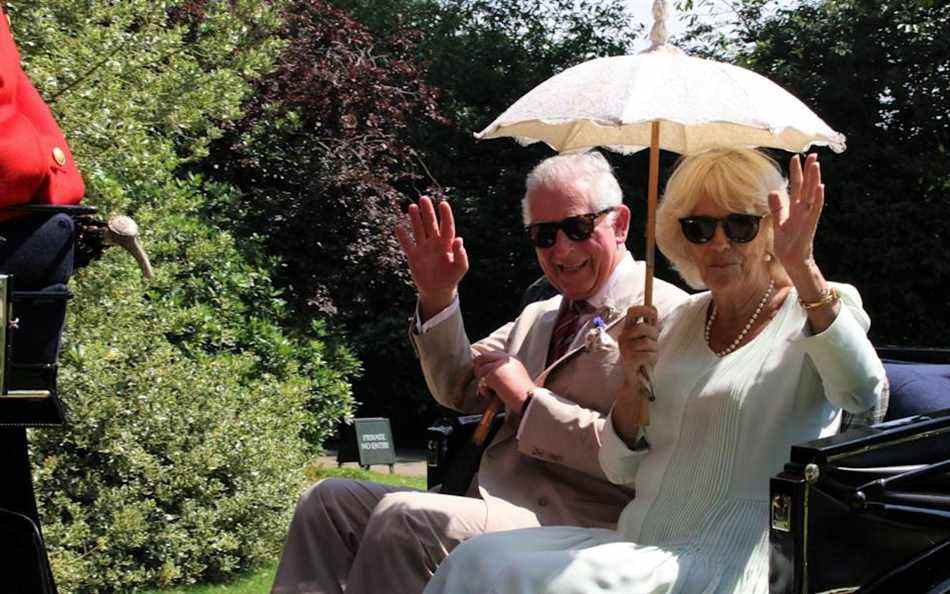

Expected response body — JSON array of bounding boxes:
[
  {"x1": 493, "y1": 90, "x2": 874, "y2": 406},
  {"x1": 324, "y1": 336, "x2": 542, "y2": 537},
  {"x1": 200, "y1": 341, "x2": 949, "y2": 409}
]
[
  {"x1": 526, "y1": 208, "x2": 614, "y2": 249},
  {"x1": 678, "y1": 213, "x2": 763, "y2": 244}
]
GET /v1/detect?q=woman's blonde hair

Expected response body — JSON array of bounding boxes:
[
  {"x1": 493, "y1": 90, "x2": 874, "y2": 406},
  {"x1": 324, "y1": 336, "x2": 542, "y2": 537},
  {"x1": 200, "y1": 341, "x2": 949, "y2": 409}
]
[{"x1": 656, "y1": 148, "x2": 788, "y2": 289}]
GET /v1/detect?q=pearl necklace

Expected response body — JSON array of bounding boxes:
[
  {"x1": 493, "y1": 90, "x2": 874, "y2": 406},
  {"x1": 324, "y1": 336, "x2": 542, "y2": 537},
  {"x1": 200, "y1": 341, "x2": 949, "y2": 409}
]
[{"x1": 705, "y1": 279, "x2": 775, "y2": 357}]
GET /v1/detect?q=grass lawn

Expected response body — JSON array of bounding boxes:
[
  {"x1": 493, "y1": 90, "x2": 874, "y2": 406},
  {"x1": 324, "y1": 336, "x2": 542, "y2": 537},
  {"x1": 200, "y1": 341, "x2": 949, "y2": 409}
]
[
  {"x1": 145, "y1": 562, "x2": 279, "y2": 594},
  {"x1": 145, "y1": 464, "x2": 427, "y2": 593},
  {"x1": 306, "y1": 463, "x2": 427, "y2": 491}
]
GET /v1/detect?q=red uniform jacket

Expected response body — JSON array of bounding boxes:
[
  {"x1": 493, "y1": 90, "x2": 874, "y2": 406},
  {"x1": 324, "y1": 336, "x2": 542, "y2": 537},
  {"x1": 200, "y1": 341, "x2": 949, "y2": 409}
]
[{"x1": 0, "y1": 6, "x2": 83, "y2": 217}]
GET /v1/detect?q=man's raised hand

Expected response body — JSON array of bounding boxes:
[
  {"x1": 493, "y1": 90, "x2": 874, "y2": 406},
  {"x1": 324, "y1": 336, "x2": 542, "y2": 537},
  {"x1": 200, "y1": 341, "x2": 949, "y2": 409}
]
[{"x1": 395, "y1": 196, "x2": 469, "y2": 321}]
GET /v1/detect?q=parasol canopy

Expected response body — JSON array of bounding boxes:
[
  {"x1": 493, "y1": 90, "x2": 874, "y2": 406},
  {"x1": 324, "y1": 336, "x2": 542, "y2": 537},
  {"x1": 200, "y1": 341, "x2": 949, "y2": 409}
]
[{"x1": 475, "y1": 47, "x2": 846, "y2": 157}]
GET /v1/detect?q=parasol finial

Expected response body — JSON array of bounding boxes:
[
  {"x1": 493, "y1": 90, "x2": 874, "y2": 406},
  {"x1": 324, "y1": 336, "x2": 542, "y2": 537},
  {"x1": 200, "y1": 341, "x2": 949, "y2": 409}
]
[
  {"x1": 642, "y1": 0, "x2": 683, "y2": 55},
  {"x1": 648, "y1": 0, "x2": 670, "y2": 48}
]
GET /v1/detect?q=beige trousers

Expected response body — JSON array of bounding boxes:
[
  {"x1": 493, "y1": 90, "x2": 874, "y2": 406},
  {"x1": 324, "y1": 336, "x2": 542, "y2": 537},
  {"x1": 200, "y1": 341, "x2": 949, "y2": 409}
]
[{"x1": 271, "y1": 478, "x2": 539, "y2": 594}]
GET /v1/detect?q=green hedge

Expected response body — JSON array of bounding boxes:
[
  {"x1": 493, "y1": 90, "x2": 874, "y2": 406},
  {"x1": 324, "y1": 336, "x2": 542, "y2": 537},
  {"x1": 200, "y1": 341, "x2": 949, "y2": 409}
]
[{"x1": 12, "y1": 1, "x2": 358, "y2": 591}]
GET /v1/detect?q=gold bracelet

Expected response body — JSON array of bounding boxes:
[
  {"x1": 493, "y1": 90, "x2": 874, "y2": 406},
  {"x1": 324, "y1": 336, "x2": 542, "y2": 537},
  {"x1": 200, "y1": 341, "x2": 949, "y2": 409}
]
[{"x1": 798, "y1": 287, "x2": 839, "y2": 310}]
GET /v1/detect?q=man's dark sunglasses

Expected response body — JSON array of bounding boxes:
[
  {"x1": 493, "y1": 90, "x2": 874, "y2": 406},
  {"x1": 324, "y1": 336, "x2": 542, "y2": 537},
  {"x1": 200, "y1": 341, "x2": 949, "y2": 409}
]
[
  {"x1": 678, "y1": 213, "x2": 763, "y2": 244},
  {"x1": 526, "y1": 208, "x2": 615, "y2": 249}
]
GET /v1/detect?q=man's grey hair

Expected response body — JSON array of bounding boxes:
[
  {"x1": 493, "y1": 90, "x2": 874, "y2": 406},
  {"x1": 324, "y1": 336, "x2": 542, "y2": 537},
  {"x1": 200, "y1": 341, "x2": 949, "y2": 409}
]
[{"x1": 522, "y1": 151, "x2": 623, "y2": 225}]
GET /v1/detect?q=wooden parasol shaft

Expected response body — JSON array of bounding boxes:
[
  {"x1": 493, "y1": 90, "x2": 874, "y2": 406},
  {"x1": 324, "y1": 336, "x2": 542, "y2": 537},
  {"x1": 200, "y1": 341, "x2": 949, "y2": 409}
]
[
  {"x1": 644, "y1": 120, "x2": 660, "y2": 308},
  {"x1": 620, "y1": 120, "x2": 662, "y2": 423}
]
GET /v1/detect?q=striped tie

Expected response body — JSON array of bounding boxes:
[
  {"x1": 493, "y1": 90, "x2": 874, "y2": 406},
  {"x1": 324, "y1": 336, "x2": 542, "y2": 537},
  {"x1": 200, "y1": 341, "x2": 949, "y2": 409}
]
[{"x1": 546, "y1": 300, "x2": 591, "y2": 366}]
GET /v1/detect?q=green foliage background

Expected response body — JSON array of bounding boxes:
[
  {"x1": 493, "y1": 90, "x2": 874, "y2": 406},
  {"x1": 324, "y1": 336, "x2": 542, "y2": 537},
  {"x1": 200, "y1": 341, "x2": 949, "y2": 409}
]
[
  {"x1": 203, "y1": 0, "x2": 648, "y2": 440},
  {"x1": 680, "y1": 0, "x2": 950, "y2": 346},
  {"x1": 12, "y1": 1, "x2": 358, "y2": 591}
]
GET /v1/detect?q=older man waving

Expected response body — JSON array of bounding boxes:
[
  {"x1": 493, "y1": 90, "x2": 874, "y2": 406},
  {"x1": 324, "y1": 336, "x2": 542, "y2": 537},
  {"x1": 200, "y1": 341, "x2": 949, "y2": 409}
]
[{"x1": 271, "y1": 151, "x2": 687, "y2": 594}]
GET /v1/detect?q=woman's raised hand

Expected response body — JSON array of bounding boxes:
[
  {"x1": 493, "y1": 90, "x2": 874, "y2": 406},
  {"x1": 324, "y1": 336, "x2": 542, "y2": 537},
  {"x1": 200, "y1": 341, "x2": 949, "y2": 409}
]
[
  {"x1": 395, "y1": 196, "x2": 469, "y2": 319},
  {"x1": 769, "y1": 153, "x2": 840, "y2": 332},
  {"x1": 769, "y1": 153, "x2": 824, "y2": 271}
]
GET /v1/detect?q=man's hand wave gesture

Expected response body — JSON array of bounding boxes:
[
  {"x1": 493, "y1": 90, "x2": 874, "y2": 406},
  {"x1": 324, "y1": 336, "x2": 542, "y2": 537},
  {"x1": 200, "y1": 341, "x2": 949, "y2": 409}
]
[{"x1": 396, "y1": 196, "x2": 469, "y2": 321}]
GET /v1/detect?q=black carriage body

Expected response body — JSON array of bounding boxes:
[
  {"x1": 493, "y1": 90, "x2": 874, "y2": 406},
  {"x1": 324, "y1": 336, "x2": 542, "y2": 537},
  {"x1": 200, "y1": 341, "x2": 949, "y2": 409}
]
[{"x1": 770, "y1": 409, "x2": 950, "y2": 594}]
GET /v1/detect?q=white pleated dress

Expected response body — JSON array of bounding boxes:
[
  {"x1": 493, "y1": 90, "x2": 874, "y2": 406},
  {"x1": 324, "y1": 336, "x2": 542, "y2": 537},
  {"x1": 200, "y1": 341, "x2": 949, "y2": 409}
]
[{"x1": 423, "y1": 284, "x2": 886, "y2": 594}]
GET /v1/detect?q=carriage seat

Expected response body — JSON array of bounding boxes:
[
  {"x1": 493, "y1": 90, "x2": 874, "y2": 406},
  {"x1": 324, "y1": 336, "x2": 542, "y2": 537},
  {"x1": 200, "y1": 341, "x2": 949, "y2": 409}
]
[{"x1": 882, "y1": 359, "x2": 950, "y2": 421}]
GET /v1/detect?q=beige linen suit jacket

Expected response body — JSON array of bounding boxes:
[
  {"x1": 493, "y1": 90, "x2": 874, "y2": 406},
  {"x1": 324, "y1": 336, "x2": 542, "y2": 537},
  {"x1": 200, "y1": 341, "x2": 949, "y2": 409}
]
[{"x1": 412, "y1": 257, "x2": 687, "y2": 531}]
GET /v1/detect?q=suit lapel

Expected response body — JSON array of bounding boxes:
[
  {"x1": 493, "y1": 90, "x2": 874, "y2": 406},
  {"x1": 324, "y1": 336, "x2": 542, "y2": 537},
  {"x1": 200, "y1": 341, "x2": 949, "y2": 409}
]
[
  {"x1": 534, "y1": 257, "x2": 647, "y2": 387},
  {"x1": 521, "y1": 298, "x2": 563, "y2": 381},
  {"x1": 534, "y1": 307, "x2": 626, "y2": 386}
]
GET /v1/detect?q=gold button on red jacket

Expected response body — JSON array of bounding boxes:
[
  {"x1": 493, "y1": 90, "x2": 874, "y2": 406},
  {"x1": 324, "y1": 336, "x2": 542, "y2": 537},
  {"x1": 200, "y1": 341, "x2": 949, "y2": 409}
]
[{"x1": 0, "y1": 6, "x2": 84, "y2": 219}]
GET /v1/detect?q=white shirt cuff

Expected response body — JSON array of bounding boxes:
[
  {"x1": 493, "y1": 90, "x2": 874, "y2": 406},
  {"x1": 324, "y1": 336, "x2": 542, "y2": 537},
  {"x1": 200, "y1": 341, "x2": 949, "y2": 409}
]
[
  {"x1": 598, "y1": 406, "x2": 649, "y2": 484},
  {"x1": 415, "y1": 295, "x2": 460, "y2": 334}
]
